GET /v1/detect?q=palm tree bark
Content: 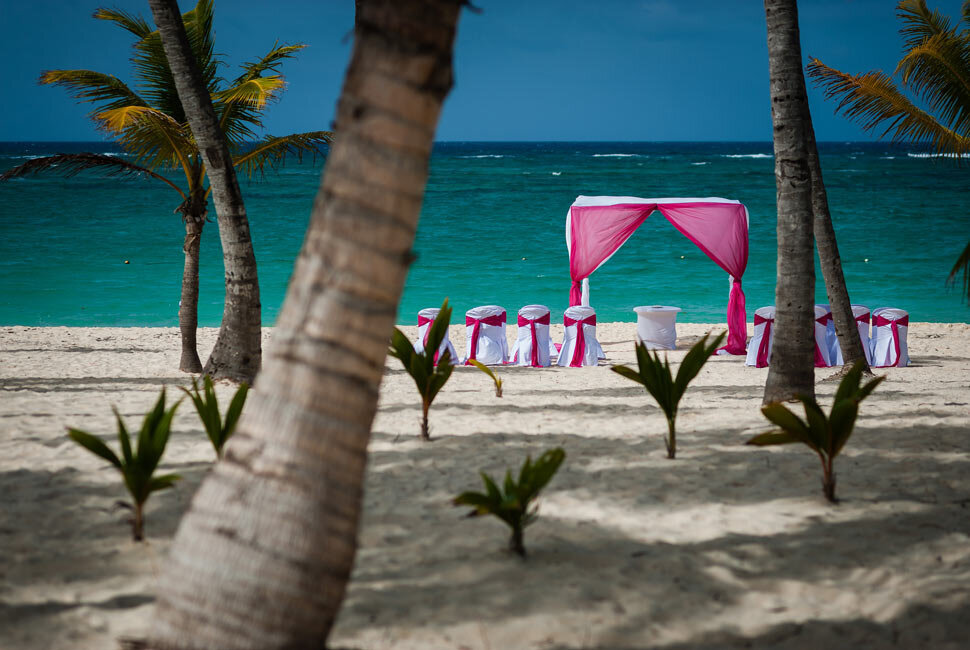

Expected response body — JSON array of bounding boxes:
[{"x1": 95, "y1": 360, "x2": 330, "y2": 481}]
[
  {"x1": 805, "y1": 118, "x2": 871, "y2": 373},
  {"x1": 763, "y1": 0, "x2": 816, "y2": 404},
  {"x1": 177, "y1": 194, "x2": 206, "y2": 373},
  {"x1": 149, "y1": 0, "x2": 262, "y2": 383},
  {"x1": 146, "y1": 1, "x2": 460, "y2": 648}
]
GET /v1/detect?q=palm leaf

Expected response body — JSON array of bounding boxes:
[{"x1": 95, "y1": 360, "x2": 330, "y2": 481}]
[
  {"x1": 745, "y1": 431, "x2": 802, "y2": 446},
  {"x1": 0, "y1": 153, "x2": 186, "y2": 197},
  {"x1": 232, "y1": 131, "x2": 333, "y2": 179},
  {"x1": 895, "y1": 32, "x2": 970, "y2": 135},
  {"x1": 760, "y1": 403, "x2": 818, "y2": 451},
  {"x1": 215, "y1": 77, "x2": 287, "y2": 111},
  {"x1": 222, "y1": 382, "x2": 249, "y2": 444},
  {"x1": 67, "y1": 429, "x2": 122, "y2": 468},
  {"x1": 947, "y1": 239, "x2": 970, "y2": 300},
  {"x1": 148, "y1": 473, "x2": 181, "y2": 493},
  {"x1": 897, "y1": 0, "x2": 953, "y2": 51},
  {"x1": 39, "y1": 69, "x2": 147, "y2": 114},
  {"x1": 610, "y1": 364, "x2": 645, "y2": 386},
  {"x1": 807, "y1": 58, "x2": 970, "y2": 154},
  {"x1": 93, "y1": 7, "x2": 153, "y2": 38},
  {"x1": 233, "y1": 42, "x2": 307, "y2": 85}
]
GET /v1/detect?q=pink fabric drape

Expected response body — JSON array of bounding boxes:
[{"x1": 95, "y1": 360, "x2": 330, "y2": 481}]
[
  {"x1": 753, "y1": 313, "x2": 773, "y2": 368},
  {"x1": 567, "y1": 199, "x2": 749, "y2": 355}
]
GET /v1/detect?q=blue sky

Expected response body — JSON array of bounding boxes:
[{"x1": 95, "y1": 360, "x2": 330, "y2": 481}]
[{"x1": 2, "y1": 0, "x2": 965, "y2": 141}]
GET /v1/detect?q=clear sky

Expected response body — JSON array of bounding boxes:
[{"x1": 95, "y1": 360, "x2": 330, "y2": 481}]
[{"x1": 2, "y1": 0, "x2": 964, "y2": 142}]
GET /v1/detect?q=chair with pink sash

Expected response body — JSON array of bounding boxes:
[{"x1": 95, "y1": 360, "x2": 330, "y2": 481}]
[
  {"x1": 813, "y1": 305, "x2": 834, "y2": 368},
  {"x1": 413, "y1": 307, "x2": 458, "y2": 365},
  {"x1": 556, "y1": 305, "x2": 603, "y2": 367},
  {"x1": 830, "y1": 304, "x2": 873, "y2": 366},
  {"x1": 745, "y1": 306, "x2": 775, "y2": 367},
  {"x1": 463, "y1": 305, "x2": 509, "y2": 365},
  {"x1": 870, "y1": 308, "x2": 910, "y2": 367},
  {"x1": 509, "y1": 305, "x2": 557, "y2": 367}
]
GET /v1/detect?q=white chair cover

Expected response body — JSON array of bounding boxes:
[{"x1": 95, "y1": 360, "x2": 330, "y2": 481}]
[
  {"x1": 557, "y1": 305, "x2": 603, "y2": 367},
  {"x1": 813, "y1": 305, "x2": 834, "y2": 368},
  {"x1": 831, "y1": 304, "x2": 873, "y2": 366},
  {"x1": 634, "y1": 305, "x2": 681, "y2": 350},
  {"x1": 510, "y1": 305, "x2": 555, "y2": 367},
  {"x1": 871, "y1": 308, "x2": 910, "y2": 368},
  {"x1": 745, "y1": 306, "x2": 775, "y2": 367},
  {"x1": 413, "y1": 307, "x2": 458, "y2": 365},
  {"x1": 816, "y1": 303, "x2": 838, "y2": 362},
  {"x1": 463, "y1": 305, "x2": 508, "y2": 365}
]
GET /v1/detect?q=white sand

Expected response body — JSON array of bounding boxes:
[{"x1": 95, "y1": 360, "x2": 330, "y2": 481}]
[{"x1": 1, "y1": 322, "x2": 969, "y2": 649}]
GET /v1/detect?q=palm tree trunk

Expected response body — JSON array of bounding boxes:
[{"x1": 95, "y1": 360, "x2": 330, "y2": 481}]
[
  {"x1": 146, "y1": 1, "x2": 460, "y2": 648},
  {"x1": 763, "y1": 0, "x2": 816, "y2": 404},
  {"x1": 805, "y1": 114, "x2": 871, "y2": 372},
  {"x1": 149, "y1": 0, "x2": 262, "y2": 384},
  {"x1": 178, "y1": 203, "x2": 204, "y2": 373}
]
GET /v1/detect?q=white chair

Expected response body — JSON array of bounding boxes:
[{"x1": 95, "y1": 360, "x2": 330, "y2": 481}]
[
  {"x1": 557, "y1": 305, "x2": 603, "y2": 367},
  {"x1": 816, "y1": 303, "x2": 838, "y2": 361},
  {"x1": 509, "y1": 305, "x2": 557, "y2": 367},
  {"x1": 745, "y1": 306, "x2": 775, "y2": 367},
  {"x1": 871, "y1": 308, "x2": 910, "y2": 368},
  {"x1": 831, "y1": 304, "x2": 873, "y2": 366},
  {"x1": 813, "y1": 305, "x2": 834, "y2": 367},
  {"x1": 463, "y1": 305, "x2": 508, "y2": 365},
  {"x1": 414, "y1": 307, "x2": 458, "y2": 365},
  {"x1": 634, "y1": 305, "x2": 681, "y2": 350}
]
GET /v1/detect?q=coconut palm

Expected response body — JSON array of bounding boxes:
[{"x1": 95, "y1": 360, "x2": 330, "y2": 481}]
[
  {"x1": 145, "y1": 0, "x2": 462, "y2": 647},
  {"x1": 808, "y1": 0, "x2": 970, "y2": 300},
  {"x1": 0, "y1": 0, "x2": 332, "y2": 374}
]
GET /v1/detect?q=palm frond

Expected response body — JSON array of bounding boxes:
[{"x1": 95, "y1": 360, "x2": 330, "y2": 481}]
[
  {"x1": 232, "y1": 131, "x2": 332, "y2": 179},
  {"x1": 963, "y1": 0, "x2": 970, "y2": 27},
  {"x1": 94, "y1": 7, "x2": 152, "y2": 38},
  {"x1": 807, "y1": 58, "x2": 970, "y2": 154},
  {"x1": 0, "y1": 153, "x2": 185, "y2": 197},
  {"x1": 215, "y1": 76, "x2": 286, "y2": 111},
  {"x1": 947, "y1": 239, "x2": 970, "y2": 300},
  {"x1": 39, "y1": 70, "x2": 147, "y2": 115},
  {"x1": 233, "y1": 42, "x2": 306, "y2": 85},
  {"x1": 898, "y1": 0, "x2": 953, "y2": 50},
  {"x1": 94, "y1": 106, "x2": 196, "y2": 173},
  {"x1": 895, "y1": 31, "x2": 970, "y2": 134}
]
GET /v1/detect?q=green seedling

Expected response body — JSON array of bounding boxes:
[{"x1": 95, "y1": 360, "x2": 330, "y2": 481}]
[
  {"x1": 454, "y1": 448, "x2": 565, "y2": 557},
  {"x1": 747, "y1": 360, "x2": 884, "y2": 503},
  {"x1": 181, "y1": 375, "x2": 249, "y2": 458},
  {"x1": 67, "y1": 389, "x2": 182, "y2": 540},
  {"x1": 389, "y1": 298, "x2": 454, "y2": 440},
  {"x1": 469, "y1": 358, "x2": 503, "y2": 397},
  {"x1": 611, "y1": 331, "x2": 725, "y2": 459}
]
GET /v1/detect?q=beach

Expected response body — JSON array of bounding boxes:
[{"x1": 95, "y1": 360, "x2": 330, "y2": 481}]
[{"x1": 2, "y1": 321, "x2": 969, "y2": 649}]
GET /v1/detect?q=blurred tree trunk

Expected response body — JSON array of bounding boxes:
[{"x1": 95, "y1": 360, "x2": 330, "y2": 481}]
[
  {"x1": 145, "y1": 0, "x2": 461, "y2": 648},
  {"x1": 763, "y1": 0, "x2": 816, "y2": 403},
  {"x1": 176, "y1": 190, "x2": 206, "y2": 372},
  {"x1": 149, "y1": 0, "x2": 262, "y2": 383}
]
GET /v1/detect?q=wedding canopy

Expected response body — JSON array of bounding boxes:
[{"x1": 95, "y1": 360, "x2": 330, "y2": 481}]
[{"x1": 566, "y1": 195, "x2": 749, "y2": 355}]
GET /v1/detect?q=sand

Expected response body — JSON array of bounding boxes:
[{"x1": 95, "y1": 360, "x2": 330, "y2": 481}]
[{"x1": 1, "y1": 321, "x2": 969, "y2": 649}]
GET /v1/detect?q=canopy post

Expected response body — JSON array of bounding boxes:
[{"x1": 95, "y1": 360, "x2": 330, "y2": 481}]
[{"x1": 581, "y1": 278, "x2": 590, "y2": 306}]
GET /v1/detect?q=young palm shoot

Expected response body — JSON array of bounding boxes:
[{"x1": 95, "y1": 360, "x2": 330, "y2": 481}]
[
  {"x1": 67, "y1": 389, "x2": 182, "y2": 540},
  {"x1": 468, "y1": 359, "x2": 503, "y2": 397},
  {"x1": 388, "y1": 299, "x2": 454, "y2": 440},
  {"x1": 747, "y1": 361, "x2": 884, "y2": 503},
  {"x1": 611, "y1": 331, "x2": 725, "y2": 459},
  {"x1": 454, "y1": 448, "x2": 565, "y2": 557},
  {"x1": 180, "y1": 375, "x2": 249, "y2": 458}
]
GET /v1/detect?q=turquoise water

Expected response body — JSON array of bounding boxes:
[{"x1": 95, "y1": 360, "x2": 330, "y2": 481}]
[{"x1": 1, "y1": 141, "x2": 967, "y2": 325}]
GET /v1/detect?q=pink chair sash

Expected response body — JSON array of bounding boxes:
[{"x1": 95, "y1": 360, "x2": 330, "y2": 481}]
[
  {"x1": 855, "y1": 311, "x2": 870, "y2": 324},
  {"x1": 814, "y1": 312, "x2": 833, "y2": 368},
  {"x1": 564, "y1": 314, "x2": 596, "y2": 367},
  {"x1": 753, "y1": 313, "x2": 773, "y2": 368},
  {"x1": 465, "y1": 313, "x2": 506, "y2": 365},
  {"x1": 873, "y1": 314, "x2": 909, "y2": 367},
  {"x1": 418, "y1": 314, "x2": 441, "y2": 365},
  {"x1": 517, "y1": 312, "x2": 551, "y2": 368}
]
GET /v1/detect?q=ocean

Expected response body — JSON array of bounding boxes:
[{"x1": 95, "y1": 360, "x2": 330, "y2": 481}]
[{"x1": 0, "y1": 141, "x2": 967, "y2": 326}]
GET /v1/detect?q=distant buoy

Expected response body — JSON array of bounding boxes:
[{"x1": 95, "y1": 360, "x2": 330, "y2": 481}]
[
  {"x1": 521, "y1": 257, "x2": 527, "y2": 260},
  {"x1": 680, "y1": 255, "x2": 685, "y2": 259},
  {"x1": 864, "y1": 258, "x2": 869, "y2": 263},
  {"x1": 124, "y1": 260, "x2": 130, "y2": 264}
]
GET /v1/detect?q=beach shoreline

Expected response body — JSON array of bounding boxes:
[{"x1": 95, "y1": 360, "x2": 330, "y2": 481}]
[{"x1": 2, "y1": 322, "x2": 969, "y2": 649}]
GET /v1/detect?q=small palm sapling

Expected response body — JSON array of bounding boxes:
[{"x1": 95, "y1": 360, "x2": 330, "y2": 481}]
[
  {"x1": 388, "y1": 299, "x2": 454, "y2": 440},
  {"x1": 747, "y1": 361, "x2": 883, "y2": 502},
  {"x1": 453, "y1": 448, "x2": 565, "y2": 557},
  {"x1": 469, "y1": 359, "x2": 503, "y2": 397},
  {"x1": 611, "y1": 332, "x2": 725, "y2": 458},
  {"x1": 181, "y1": 375, "x2": 249, "y2": 458},
  {"x1": 67, "y1": 389, "x2": 182, "y2": 540}
]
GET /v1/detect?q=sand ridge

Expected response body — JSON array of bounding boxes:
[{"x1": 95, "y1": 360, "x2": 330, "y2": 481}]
[{"x1": 1, "y1": 322, "x2": 969, "y2": 649}]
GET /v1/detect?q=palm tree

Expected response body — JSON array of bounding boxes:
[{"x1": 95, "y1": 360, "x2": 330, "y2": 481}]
[
  {"x1": 148, "y1": 0, "x2": 261, "y2": 383},
  {"x1": 0, "y1": 0, "x2": 331, "y2": 375},
  {"x1": 144, "y1": 0, "x2": 462, "y2": 647},
  {"x1": 763, "y1": 0, "x2": 817, "y2": 404},
  {"x1": 808, "y1": 0, "x2": 970, "y2": 301}
]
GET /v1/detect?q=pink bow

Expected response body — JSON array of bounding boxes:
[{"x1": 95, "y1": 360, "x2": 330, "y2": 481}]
[
  {"x1": 753, "y1": 313, "x2": 773, "y2": 368},
  {"x1": 564, "y1": 314, "x2": 596, "y2": 367},
  {"x1": 465, "y1": 313, "x2": 506, "y2": 364},
  {"x1": 517, "y1": 313, "x2": 550, "y2": 367},
  {"x1": 873, "y1": 314, "x2": 909, "y2": 367}
]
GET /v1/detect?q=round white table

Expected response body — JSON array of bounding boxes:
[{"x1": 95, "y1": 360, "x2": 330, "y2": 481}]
[{"x1": 634, "y1": 305, "x2": 682, "y2": 350}]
